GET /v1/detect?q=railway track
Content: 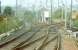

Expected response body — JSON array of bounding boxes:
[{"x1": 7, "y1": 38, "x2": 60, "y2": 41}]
[
  {"x1": 54, "y1": 33, "x2": 62, "y2": 50},
  {"x1": 0, "y1": 25, "x2": 48, "y2": 50},
  {"x1": 0, "y1": 26, "x2": 40, "y2": 47},
  {"x1": 0, "y1": 24, "x2": 62, "y2": 50},
  {"x1": 13, "y1": 26, "x2": 61, "y2": 50}
]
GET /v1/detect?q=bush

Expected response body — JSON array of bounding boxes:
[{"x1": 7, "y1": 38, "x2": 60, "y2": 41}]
[{"x1": 0, "y1": 16, "x2": 22, "y2": 34}]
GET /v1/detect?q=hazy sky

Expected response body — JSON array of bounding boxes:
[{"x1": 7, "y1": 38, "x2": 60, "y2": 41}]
[{"x1": 1, "y1": 0, "x2": 78, "y2": 8}]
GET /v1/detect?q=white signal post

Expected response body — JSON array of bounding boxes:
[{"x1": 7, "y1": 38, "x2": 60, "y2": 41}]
[
  {"x1": 43, "y1": 10, "x2": 50, "y2": 23},
  {"x1": 44, "y1": 11, "x2": 49, "y2": 18}
]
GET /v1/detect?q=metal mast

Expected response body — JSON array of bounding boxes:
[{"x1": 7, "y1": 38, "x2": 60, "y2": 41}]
[
  {"x1": 0, "y1": 0, "x2": 1, "y2": 15},
  {"x1": 46, "y1": 0, "x2": 47, "y2": 8},
  {"x1": 32, "y1": 3, "x2": 36, "y2": 24},
  {"x1": 39, "y1": 0, "x2": 43, "y2": 22},
  {"x1": 65, "y1": 0, "x2": 67, "y2": 29},
  {"x1": 58, "y1": 0, "x2": 59, "y2": 8},
  {"x1": 70, "y1": 0, "x2": 72, "y2": 29},
  {"x1": 50, "y1": 0, "x2": 52, "y2": 24},
  {"x1": 61, "y1": 0, "x2": 64, "y2": 21},
  {"x1": 16, "y1": 0, "x2": 18, "y2": 17}
]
